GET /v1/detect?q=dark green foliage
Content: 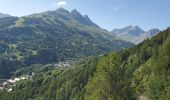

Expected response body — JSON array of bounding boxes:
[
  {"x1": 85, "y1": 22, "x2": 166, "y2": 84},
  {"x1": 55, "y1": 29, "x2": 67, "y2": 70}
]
[
  {"x1": 0, "y1": 58, "x2": 97, "y2": 100},
  {"x1": 1, "y1": 28, "x2": 170, "y2": 100}
]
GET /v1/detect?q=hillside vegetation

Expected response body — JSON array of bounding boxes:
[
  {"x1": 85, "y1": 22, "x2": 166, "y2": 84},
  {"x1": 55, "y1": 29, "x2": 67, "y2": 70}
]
[
  {"x1": 0, "y1": 8, "x2": 133, "y2": 78},
  {"x1": 0, "y1": 28, "x2": 169, "y2": 100}
]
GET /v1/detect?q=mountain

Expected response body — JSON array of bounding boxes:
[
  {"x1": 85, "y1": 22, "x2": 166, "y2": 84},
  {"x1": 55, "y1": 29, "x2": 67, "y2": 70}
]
[
  {"x1": 0, "y1": 8, "x2": 133, "y2": 78},
  {"x1": 0, "y1": 28, "x2": 169, "y2": 100},
  {"x1": 0, "y1": 17, "x2": 18, "y2": 29},
  {"x1": 0, "y1": 13, "x2": 10, "y2": 18},
  {"x1": 111, "y1": 25, "x2": 160, "y2": 44},
  {"x1": 0, "y1": 13, "x2": 17, "y2": 28},
  {"x1": 147, "y1": 28, "x2": 160, "y2": 36},
  {"x1": 111, "y1": 25, "x2": 145, "y2": 36},
  {"x1": 135, "y1": 28, "x2": 160, "y2": 44},
  {"x1": 71, "y1": 9, "x2": 99, "y2": 27}
]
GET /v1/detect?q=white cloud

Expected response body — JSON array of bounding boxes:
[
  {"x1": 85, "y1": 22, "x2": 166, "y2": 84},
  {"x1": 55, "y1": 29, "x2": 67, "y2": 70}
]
[
  {"x1": 57, "y1": 1, "x2": 66, "y2": 6},
  {"x1": 112, "y1": 5, "x2": 127, "y2": 12}
]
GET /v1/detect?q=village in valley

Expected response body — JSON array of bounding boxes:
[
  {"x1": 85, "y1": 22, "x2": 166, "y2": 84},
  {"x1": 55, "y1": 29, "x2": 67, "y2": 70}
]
[
  {"x1": 0, "y1": 74, "x2": 33, "y2": 92},
  {"x1": 0, "y1": 61, "x2": 72, "y2": 92}
]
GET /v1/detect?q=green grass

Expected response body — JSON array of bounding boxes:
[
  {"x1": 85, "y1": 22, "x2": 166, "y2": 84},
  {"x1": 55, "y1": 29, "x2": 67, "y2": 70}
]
[
  {"x1": 15, "y1": 18, "x2": 24, "y2": 26},
  {"x1": 9, "y1": 44, "x2": 17, "y2": 49},
  {"x1": 31, "y1": 50, "x2": 38, "y2": 56},
  {"x1": 14, "y1": 52, "x2": 24, "y2": 60}
]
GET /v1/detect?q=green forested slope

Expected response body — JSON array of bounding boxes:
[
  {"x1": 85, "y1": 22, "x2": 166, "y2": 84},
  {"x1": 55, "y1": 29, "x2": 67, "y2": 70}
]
[
  {"x1": 0, "y1": 28, "x2": 169, "y2": 100},
  {"x1": 0, "y1": 8, "x2": 133, "y2": 78}
]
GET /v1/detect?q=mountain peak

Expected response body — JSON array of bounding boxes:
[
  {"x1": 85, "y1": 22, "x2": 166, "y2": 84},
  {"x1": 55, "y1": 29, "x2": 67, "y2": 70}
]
[
  {"x1": 126, "y1": 25, "x2": 142, "y2": 31},
  {"x1": 83, "y1": 15, "x2": 99, "y2": 28},
  {"x1": 71, "y1": 9, "x2": 79, "y2": 13},
  {"x1": 147, "y1": 28, "x2": 160, "y2": 32},
  {"x1": 146, "y1": 28, "x2": 160, "y2": 36},
  {"x1": 112, "y1": 25, "x2": 145, "y2": 36},
  {"x1": 57, "y1": 7, "x2": 66, "y2": 10},
  {"x1": 55, "y1": 7, "x2": 69, "y2": 13},
  {"x1": 83, "y1": 15, "x2": 90, "y2": 19},
  {"x1": 71, "y1": 9, "x2": 82, "y2": 17},
  {"x1": 70, "y1": 9, "x2": 99, "y2": 27}
]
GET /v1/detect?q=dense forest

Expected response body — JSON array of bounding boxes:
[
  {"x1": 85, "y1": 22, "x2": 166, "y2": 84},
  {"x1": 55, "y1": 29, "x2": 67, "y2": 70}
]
[{"x1": 0, "y1": 28, "x2": 169, "y2": 100}]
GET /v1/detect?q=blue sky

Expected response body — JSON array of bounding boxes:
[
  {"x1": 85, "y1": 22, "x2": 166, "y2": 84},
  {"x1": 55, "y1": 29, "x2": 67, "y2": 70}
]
[{"x1": 0, "y1": 0, "x2": 169, "y2": 31}]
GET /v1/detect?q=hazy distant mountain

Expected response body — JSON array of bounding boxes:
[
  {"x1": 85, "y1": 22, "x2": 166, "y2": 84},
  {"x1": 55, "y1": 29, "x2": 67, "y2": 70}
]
[
  {"x1": 0, "y1": 13, "x2": 10, "y2": 18},
  {"x1": 111, "y1": 25, "x2": 145, "y2": 36},
  {"x1": 146, "y1": 28, "x2": 160, "y2": 36},
  {"x1": 111, "y1": 25, "x2": 160, "y2": 44},
  {"x1": 0, "y1": 8, "x2": 133, "y2": 78},
  {"x1": 135, "y1": 28, "x2": 160, "y2": 44}
]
